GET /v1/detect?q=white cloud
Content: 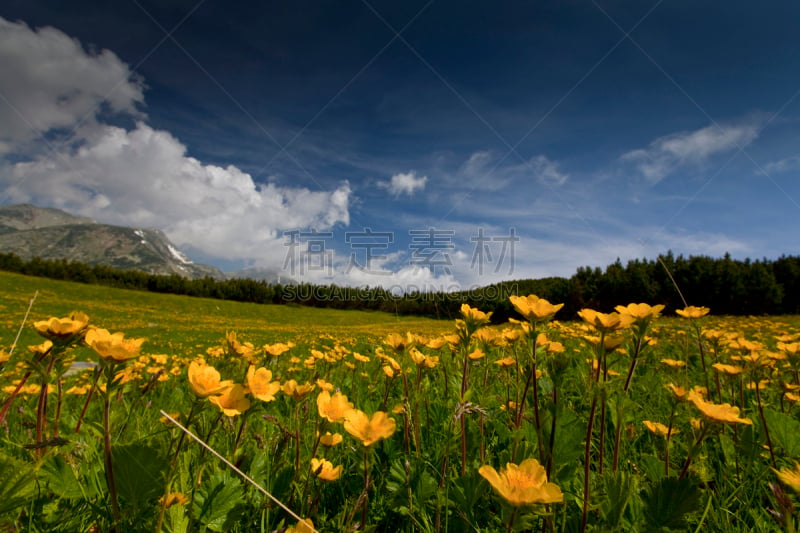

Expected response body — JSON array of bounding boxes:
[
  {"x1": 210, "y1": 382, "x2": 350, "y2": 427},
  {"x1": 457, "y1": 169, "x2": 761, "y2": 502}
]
[
  {"x1": 764, "y1": 155, "x2": 800, "y2": 174},
  {"x1": 0, "y1": 16, "x2": 352, "y2": 272},
  {"x1": 621, "y1": 120, "x2": 762, "y2": 183},
  {"x1": 0, "y1": 17, "x2": 144, "y2": 149},
  {"x1": 455, "y1": 151, "x2": 567, "y2": 189},
  {"x1": 529, "y1": 155, "x2": 569, "y2": 186},
  {"x1": 4, "y1": 122, "x2": 351, "y2": 261},
  {"x1": 382, "y1": 171, "x2": 428, "y2": 197}
]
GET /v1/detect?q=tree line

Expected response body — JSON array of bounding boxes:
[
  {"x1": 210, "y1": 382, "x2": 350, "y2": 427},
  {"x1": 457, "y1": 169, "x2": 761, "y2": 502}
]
[{"x1": 0, "y1": 251, "x2": 797, "y2": 321}]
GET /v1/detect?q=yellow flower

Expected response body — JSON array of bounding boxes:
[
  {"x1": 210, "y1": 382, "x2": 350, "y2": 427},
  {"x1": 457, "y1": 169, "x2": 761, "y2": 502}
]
[
  {"x1": 85, "y1": 328, "x2": 145, "y2": 362},
  {"x1": 509, "y1": 294, "x2": 564, "y2": 322},
  {"x1": 495, "y1": 356, "x2": 516, "y2": 368},
  {"x1": 786, "y1": 392, "x2": 800, "y2": 403},
  {"x1": 317, "y1": 391, "x2": 354, "y2": 423},
  {"x1": 316, "y1": 379, "x2": 334, "y2": 392},
  {"x1": 474, "y1": 327, "x2": 499, "y2": 345},
  {"x1": 675, "y1": 306, "x2": 710, "y2": 319},
  {"x1": 380, "y1": 354, "x2": 403, "y2": 377},
  {"x1": 33, "y1": 311, "x2": 89, "y2": 341},
  {"x1": 502, "y1": 327, "x2": 523, "y2": 344},
  {"x1": 583, "y1": 334, "x2": 625, "y2": 352},
  {"x1": 282, "y1": 380, "x2": 315, "y2": 399},
  {"x1": 159, "y1": 411, "x2": 180, "y2": 425},
  {"x1": 343, "y1": 409, "x2": 396, "y2": 446},
  {"x1": 712, "y1": 363, "x2": 744, "y2": 375},
  {"x1": 159, "y1": 492, "x2": 190, "y2": 508},
  {"x1": 311, "y1": 457, "x2": 342, "y2": 481},
  {"x1": 226, "y1": 331, "x2": 258, "y2": 363},
  {"x1": 209, "y1": 384, "x2": 251, "y2": 416},
  {"x1": 578, "y1": 309, "x2": 629, "y2": 332},
  {"x1": 285, "y1": 518, "x2": 315, "y2": 533},
  {"x1": 774, "y1": 462, "x2": 800, "y2": 493},
  {"x1": 206, "y1": 346, "x2": 225, "y2": 358},
  {"x1": 460, "y1": 303, "x2": 492, "y2": 324},
  {"x1": 384, "y1": 333, "x2": 407, "y2": 352},
  {"x1": 500, "y1": 400, "x2": 517, "y2": 411},
  {"x1": 468, "y1": 348, "x2": 486, "y2": 360},
  {"x1": 661, "y1": 358, "x2": 687, "y2": 368},
  {"x1": 319, "y1": 431, "x2": 343, "y2": 447},
  {"x1": 353, "y1": 352, "x2": 370, "y2": 363},
  {"x1": 643, "y1": 420, "x2": 677, "y2": 437},
  {"x1": 28, "y1": 340, "x2": 54, "y2": 355},
  {"x1": 665, "y1": 383, "x2": 689, "y2": 401},
  {"x1": 409, "y1": 347, "x2": 439, "y2": 369},
  {"x1": 424, "y1": 337, "x2": 447, "y2": 350},
  {"x1": 688, "y1": 390, "x2": 752, "y2": 425},
  {"x1": 478, "y1": 458, "x2": 563, "y2": 506},
  {"x1": 614, "y1": 303, "x2": 665, "y2": 322},
  {"x1": 188, "y1": 360, "x2": 233, "y2": 397},
  {"x1": 246, "y1": 366, "x2": 281, "y2": 402},
  {"x1": 778, "y1": 342, "x2": 800, "y2": 357},
  {"x1": 263, "y1": 342, "x2": 294, "y2": 357},
  {"x1": 542, "y1": 340, "x2": 564, "y2": 353}
]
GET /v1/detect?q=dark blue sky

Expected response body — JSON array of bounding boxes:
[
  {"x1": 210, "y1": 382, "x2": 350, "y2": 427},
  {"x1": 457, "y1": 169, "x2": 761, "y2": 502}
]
[{"x1": 1, "y1": 1, "x2": 799, "y2": 288}]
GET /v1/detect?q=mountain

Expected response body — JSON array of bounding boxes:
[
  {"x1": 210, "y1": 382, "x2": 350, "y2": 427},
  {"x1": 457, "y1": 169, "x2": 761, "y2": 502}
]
[{"x1": 0, "y1": 204, "x2": 224, "y2": 279}]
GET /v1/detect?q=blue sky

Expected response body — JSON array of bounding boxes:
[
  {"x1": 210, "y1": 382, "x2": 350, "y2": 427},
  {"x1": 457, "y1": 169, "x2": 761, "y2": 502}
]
[{"x1": 1, "y1": 1, "x2": 799, "y2": 291}]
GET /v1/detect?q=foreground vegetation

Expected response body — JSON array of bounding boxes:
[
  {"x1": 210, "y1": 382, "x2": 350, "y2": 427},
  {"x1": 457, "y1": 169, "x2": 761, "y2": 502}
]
[{"x1": 2, "y1": 272, "x2": 800, "y2": 531}]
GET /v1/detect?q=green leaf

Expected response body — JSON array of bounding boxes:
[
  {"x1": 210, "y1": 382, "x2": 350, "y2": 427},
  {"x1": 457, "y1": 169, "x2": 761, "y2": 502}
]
[
  {"x1": 0, "y1": 452, "x2": 37, "y2": 518},
  {"x1": 763, "y1": 409, "x2": 800, "y2": 459},
  {"x1": 552, "y1": 409, "x2": 585, "y2": 485},
  {"x1": 600, "y1": 471, "x2": 636, "y2": 529},
  {"x1": 637, "y1": 454, "x2": 666, "y2": 483},
  {"x1": 40, "y1": 453, "x2": 90, "y2": 500},
  {"x1": 112, "y1": 441, "x2": 168, "y2": 510},
  {"x1": 193, "y1": 473, "x2": 245, "y2": 532},
  {"x1": 641, "y1": 476, "x2": 701, "y2": 531}
]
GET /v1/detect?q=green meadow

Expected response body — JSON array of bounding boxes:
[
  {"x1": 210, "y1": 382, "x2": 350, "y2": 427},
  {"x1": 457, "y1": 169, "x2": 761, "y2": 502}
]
[{"x1": 1, "y1": 270, "x2": 800, "y2": 532}]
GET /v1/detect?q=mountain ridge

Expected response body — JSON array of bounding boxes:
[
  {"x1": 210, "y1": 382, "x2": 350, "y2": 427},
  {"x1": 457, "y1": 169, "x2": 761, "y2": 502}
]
[{"x1": 0, "y1": 204, "x2": 224, "y2": 280}]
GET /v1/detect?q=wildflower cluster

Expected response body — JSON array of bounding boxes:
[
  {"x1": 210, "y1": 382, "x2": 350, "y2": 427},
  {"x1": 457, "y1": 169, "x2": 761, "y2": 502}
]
[{"x1": 1, "y1": 296, "x2": 799, "y2": 532}]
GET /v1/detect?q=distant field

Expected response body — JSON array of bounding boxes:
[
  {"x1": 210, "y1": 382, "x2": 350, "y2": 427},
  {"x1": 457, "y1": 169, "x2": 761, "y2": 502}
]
[{"x1": 0, "y1": 271, "x2": 452, "y2": 355}]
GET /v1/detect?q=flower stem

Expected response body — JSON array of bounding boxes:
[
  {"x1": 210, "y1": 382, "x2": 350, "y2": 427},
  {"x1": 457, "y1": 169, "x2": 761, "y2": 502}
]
[
  {"x1": 0, "y1": 350, "x2": 49, "y2": 424},
  {"x1": 755, "y1": 377, "x2": 777, "y2": 468},
  {"x1": 546, "y1": 383, "x2": 558, "y2": 477},
  {"x1": 75, "y1": 367, "x2": 101, "y2": 433},
  {"x1": 580, "y1": 390, "x2": 598, "y2": 533},
  {"x1": 103, "y1": 368, "x2": 122, "y2": 529},
  {"x1": 362, "y1": 447, "x2": 370, "y2": 530},
  {"x1": 679, "y1": 423, "x2": 709, "y2": 479}
]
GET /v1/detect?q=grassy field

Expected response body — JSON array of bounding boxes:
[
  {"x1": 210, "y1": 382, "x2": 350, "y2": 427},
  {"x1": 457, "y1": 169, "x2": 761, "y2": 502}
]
[
  {"x1": 0, "y1": 271, "x2": 453, "y2": 354},
  {"x1": 1, "y1": 270, "x2": 800, "y2": 532}
]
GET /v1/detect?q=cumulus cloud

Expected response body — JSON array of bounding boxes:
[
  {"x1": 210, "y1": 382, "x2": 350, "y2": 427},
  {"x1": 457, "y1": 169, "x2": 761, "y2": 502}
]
[
  {"x1": 0, "y1": 16, "x2": 352, "y2": 273},
  {"x1": 621, "y1": 120, "x2": 762, "y2": 183},
  {"x1": 0, "y1": 17, "x2": 144, "y2": 149},
  {"x1": 4, "y1": 122, "x2": 351, "y2": 261},
  {"x1": 381, "y1": 171, "x2": 428, "y2": 197}
]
